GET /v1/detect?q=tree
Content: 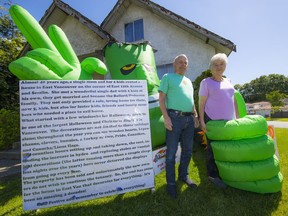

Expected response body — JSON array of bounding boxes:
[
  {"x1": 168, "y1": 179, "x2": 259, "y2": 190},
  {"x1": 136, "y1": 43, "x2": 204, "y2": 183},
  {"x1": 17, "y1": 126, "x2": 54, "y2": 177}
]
[
  {"x1": 193, "y1": 69, "x2": 212, "y2": 112},
  {"x1": 0, "y1": 0, "x2": 25, "y2": 109},
  {"x1": 236, "y1": 74, "x2": 288, "y2": 103},
  {"x1": 266, "y1": 90, "x2": 287, "y2": 107}
]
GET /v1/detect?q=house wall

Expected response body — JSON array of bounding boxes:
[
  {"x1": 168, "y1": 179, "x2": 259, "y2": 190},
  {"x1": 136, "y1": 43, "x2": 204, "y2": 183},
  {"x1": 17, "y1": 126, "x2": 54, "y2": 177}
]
[
  {"x1": 60, "y1": 17, "x2": 107, "y2": 57},
  {"x1": 109, "y1": 4, "x2": 215, "y2": 81},
  {"x1": 255, "y1": 109, "x2": 271, "y2": 117}
]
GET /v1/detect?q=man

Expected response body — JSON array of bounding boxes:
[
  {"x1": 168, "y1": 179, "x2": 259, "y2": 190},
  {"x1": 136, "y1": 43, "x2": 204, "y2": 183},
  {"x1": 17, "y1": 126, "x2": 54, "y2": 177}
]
[{"x1": 159, "y1": 54, "x2": 199, "y2": 198}]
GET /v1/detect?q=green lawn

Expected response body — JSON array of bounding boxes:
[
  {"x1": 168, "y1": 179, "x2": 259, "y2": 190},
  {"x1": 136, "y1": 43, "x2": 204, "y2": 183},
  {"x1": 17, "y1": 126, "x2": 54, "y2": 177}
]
[
  {"x1": 1, "y1": 128, "x2": 287, "y2": 216},
  {"x1": 266, "y1": 118, "x2": 288, "y2": 122}
]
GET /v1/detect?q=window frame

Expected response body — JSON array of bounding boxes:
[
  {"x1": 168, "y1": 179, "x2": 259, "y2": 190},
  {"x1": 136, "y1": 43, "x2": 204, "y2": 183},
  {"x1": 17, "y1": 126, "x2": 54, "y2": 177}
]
[{"x1": 124, "y1": 19, "x2": 144, "y2": 42}]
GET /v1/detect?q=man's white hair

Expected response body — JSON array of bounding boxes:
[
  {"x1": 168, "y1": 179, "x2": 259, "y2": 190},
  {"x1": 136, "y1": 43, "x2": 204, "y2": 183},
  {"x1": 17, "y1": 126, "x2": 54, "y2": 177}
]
[{"x1": 174, "y1": 54, "x2": 188, "y2": 63}]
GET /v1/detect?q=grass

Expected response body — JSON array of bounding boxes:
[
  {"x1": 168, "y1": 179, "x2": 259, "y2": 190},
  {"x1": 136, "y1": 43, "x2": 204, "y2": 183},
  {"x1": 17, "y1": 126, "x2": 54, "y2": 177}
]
[
  {"x1": 1, "y1": 128, "x2": 287, "y2": 216},
  {"x1": 266, "y1": 118, "x2": 288, "y2": 122}
]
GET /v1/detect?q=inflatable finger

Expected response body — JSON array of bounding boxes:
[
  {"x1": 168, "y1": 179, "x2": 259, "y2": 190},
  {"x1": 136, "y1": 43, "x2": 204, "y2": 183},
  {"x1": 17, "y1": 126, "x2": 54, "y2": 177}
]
[
  {"x1": 9, "y1": 57, "x2": 62, "y2": 80},
  {"x1": 206, "y1": 115, "x2": 268, "y2": 140},
  {"x1": 48, "y1": 25, "x2": 80, "y2": 67},
  {"x1": 81, "y1": 57, "x2": 108, "y2": 75},
  {"x1": 9, "y1": 5, "x2": 58, "y2": 52},
  {"x1": 211, "y1": 135, "x2": 275, "y2": 162},
  {"x1": 26, "y1": 48, "x2": 74, "y2": 77},
  {"x1": 224, "y1": 172, "x2": 283, "y2": 194},
  {"x1": 216, "y1": 155, "x2": 280, "y2": 182}
]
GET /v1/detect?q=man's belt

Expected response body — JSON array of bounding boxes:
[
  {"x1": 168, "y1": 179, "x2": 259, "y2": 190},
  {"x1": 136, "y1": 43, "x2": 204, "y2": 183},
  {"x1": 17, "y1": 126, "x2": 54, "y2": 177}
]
[{"x1": 168, "y1": 109, "x2": 194, "y2": 116}]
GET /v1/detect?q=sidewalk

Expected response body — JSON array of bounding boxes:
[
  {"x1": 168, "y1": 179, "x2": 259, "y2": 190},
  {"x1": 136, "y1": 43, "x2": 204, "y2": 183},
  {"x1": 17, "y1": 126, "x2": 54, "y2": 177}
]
[{"x1": 0, "y1": 148, "x2": 21, "y2": 179}]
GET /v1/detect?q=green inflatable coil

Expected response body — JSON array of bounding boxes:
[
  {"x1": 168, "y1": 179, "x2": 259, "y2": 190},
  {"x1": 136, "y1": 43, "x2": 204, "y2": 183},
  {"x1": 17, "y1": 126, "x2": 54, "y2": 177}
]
[
  {"x1": 211, "y1": 135, "x2": 275, "y2": 162},
  {"x1": 206, "y1": 115, "x2": 268, "y2": 140},
  {"x1": 224, "y1": 172, "x2": 283, "y2": 194},
  {"x1": 216, "y1": 155, "x2": 280, "y2": 182}
]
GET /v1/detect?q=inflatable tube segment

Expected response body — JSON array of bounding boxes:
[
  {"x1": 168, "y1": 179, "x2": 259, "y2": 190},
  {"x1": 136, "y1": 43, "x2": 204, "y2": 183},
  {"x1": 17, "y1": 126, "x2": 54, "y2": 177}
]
[
  {"x1": 224, "y1": 172, "x2": 283, "y2": 194},
  {"x1": 234, "y1": 90, "x2": 247, "y2": 118},
  {"x1": 9, "y1": 5, "x2": 58, "y2": 52},
  {"x1": 216, "y1": 155, "x2": 280, "y2": 182},
  {"x1": 211, "y1": 135, "x2": 275, "y2": 162},
  {"x1": 206, "y1": 115, "x2": 268, "y2": 140}
]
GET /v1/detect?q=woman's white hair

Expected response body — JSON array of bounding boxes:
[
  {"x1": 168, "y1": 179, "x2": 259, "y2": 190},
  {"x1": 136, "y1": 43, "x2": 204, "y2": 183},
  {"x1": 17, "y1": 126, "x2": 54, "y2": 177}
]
[{"x1": 209, "y1": 53, "x2": 228, "y2": 68}]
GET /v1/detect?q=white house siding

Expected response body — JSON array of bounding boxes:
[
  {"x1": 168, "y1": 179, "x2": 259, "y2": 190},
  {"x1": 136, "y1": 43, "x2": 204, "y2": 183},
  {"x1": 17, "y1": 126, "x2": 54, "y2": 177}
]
[
  {"x1": 60, "y1": 16, "x2": 107, "y2": 56},
  {"x1": 108, "y1": 4, "x2": 215, "y2": 81}
]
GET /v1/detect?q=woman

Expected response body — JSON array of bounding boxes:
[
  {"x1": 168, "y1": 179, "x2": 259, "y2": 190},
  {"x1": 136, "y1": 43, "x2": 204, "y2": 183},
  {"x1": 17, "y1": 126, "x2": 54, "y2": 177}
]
[{"x1": 198, "y1": 53, "x2": 238, "y2": 188}]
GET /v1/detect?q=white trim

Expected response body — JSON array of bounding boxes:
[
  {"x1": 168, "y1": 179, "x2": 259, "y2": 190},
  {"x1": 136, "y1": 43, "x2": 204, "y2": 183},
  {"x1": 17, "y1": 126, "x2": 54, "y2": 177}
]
[{"x1": 149, "y1": 93, "x2": 159, "y2": 109}]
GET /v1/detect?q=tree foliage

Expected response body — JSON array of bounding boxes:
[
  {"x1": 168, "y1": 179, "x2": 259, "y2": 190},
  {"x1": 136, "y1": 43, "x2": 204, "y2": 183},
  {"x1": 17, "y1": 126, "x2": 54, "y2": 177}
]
[
  {"x1": 193, "y1": 69, "x2": 212, "y2": 112},
  {"x1": 236, "y1": 74, "x2": 288, "y2": 103},
  {"x1": 0, "y1": 0, "x2": 25, "y2": 109},
  {"x1": 266, "y1": 90, "x2": 287, "y2": 107}
]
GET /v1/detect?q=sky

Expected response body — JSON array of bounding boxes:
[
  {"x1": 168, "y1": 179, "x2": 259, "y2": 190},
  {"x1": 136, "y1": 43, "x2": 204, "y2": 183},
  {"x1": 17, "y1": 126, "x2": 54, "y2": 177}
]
[{"x1": 9, "y1": 0, "x2": 288, "y2": 85}]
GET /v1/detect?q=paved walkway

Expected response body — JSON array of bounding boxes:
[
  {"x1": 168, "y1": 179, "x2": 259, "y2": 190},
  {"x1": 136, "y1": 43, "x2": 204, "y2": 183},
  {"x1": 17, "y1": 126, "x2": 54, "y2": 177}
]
[
  {"x1": 0, "y1": 159, "x2": 21, "y2": 178},
  {"x1": 267, "y1": 121, "x2": 288, "y2": 128},
  {"x1": 0, "y1": 148, "x2": 21, "y2": 179}
]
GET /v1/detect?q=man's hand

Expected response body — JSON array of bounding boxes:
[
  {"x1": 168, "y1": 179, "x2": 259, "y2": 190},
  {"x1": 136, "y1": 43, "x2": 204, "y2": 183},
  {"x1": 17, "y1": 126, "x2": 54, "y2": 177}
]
[
  {"x1": 164, "y1": 116, "x2": 173, "y2": 131},
  {"x1": 194, "y1": 116, "x2": 200, "y2": 128},
  {"x1": 9, "y1": 5, "x2": 107, "y2": 80}
]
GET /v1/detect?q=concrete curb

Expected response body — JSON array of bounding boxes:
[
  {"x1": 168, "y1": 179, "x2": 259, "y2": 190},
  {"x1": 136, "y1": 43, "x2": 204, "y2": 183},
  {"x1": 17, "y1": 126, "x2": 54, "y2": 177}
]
[{"x1": 0, "y1": 148, "x2": 21, "y2": 178}]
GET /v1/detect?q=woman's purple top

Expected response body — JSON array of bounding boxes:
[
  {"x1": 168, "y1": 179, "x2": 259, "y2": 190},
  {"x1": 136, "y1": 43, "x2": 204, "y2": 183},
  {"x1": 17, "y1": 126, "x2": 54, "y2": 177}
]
[{"x1": 199, "y1": 77, "x2": 236, "y2": 120}]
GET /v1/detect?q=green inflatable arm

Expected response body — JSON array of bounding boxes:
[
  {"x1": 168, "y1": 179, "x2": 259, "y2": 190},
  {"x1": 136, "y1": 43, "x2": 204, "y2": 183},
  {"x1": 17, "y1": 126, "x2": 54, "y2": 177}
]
[
  {"x1": 206, "y1": 91, "x2": 282, "y2": 193},
  {"x1": 9, "y1": 5, "x2": 107, "y2": 80}
]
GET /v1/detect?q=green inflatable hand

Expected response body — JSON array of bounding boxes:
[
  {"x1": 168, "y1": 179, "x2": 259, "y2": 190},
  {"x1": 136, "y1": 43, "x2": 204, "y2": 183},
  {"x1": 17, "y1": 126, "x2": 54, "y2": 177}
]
[{"x1": 9, "y1": 5, "x2": 107, "y2": 80}]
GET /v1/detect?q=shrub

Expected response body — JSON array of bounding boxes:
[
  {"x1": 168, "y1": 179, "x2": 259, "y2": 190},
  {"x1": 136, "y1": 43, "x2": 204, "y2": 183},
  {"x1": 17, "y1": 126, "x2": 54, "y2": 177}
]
[{"x1": 0, "y1": 108, "x2": 20, "y2": 150}]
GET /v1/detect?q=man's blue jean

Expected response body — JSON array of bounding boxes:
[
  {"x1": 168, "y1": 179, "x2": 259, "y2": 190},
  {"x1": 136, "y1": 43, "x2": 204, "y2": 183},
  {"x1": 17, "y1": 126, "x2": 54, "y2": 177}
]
[{"x1": 165, "y1": 110, "x2": 195, "y2": 186}]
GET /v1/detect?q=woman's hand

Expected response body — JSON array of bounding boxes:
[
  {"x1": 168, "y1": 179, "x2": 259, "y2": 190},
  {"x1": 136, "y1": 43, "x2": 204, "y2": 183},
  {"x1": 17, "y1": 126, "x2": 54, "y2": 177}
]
[{"x1": 200, "y1": 121, "x2": 207, "y2": 133}]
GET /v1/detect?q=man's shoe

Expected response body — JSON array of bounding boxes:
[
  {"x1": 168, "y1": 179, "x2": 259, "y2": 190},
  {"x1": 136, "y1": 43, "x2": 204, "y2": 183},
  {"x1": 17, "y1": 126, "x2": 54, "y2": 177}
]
[
  {"x1": 166, "y1": 184, "x2": 177, "y2": 198},
  {"x1": 179, "y1": 177, "x2": 197, "y2": 189},
  {"x1": 208, "y1": 176, "x2": 227, "y2": 189}
]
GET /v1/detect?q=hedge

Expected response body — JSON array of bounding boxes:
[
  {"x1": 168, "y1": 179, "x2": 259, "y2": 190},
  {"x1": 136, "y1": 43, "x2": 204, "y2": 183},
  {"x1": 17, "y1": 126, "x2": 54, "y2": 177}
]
[{"x1": 0, "y1": 109, "x2": 20, "y2": 150}]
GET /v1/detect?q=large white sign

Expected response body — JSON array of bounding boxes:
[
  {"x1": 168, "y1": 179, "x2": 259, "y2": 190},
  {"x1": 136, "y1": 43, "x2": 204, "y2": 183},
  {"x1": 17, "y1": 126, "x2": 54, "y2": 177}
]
[{"x1": 20, "y1": 80, "x2": 154, "y2": 211}]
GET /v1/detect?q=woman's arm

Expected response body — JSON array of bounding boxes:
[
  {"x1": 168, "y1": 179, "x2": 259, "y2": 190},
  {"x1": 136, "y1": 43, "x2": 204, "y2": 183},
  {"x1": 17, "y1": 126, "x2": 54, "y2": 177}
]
[{"x1": 198, "y1": 96, "x2": 208, "y2": 132}]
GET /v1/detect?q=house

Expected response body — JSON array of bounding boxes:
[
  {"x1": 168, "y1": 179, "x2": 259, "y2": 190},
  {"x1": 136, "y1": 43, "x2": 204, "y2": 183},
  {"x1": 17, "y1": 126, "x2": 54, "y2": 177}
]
[
  {"x1": 246, "y1": 102, "x2": 271, "y2": 117},
  {"x1": 282, "y1": 98, "x2": 288, "y2": 107},
  {"x1": 21, "y1": 0, "x2": 236, "y2": 81}
]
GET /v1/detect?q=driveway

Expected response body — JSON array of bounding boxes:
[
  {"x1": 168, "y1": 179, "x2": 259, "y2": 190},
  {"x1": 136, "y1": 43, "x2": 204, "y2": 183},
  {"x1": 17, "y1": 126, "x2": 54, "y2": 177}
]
[{"x1": 267, "y1": 121, "x2": 288, "y2": 128}]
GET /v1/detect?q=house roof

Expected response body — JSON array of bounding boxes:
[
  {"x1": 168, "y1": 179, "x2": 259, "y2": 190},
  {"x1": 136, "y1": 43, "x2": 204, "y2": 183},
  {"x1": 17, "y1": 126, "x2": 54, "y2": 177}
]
[
  {"x1": 101, "y1": 0, "x2": 237, "y2": 55},
  {"x1": 20, "y1": 0, "x2": 115, "y2": 55},
  {"x1": 39, "y1": 0, "x2": 114, "y2": 40}
]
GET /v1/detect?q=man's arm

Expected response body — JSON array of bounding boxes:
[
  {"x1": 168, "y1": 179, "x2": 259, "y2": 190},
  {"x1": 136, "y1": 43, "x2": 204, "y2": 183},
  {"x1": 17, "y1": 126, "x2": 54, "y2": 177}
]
[
  {"x1": 159, "y1": 91, "x2": 172, "y2": 131},
  {"x1": 193, "y1": 106, "x2": 199, "y2": 128}
]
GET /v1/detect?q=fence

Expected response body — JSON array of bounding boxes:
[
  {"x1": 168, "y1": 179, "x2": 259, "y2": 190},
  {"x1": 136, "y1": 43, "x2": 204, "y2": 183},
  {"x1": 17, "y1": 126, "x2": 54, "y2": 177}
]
[{"x1": 271, "y1": 111, "x2": 288, "y2": 118}]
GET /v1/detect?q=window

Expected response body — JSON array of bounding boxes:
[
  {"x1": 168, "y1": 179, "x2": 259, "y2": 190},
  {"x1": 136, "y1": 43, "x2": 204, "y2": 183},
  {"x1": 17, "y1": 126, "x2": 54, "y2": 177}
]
[
  {"x1": 157, "y1": 63, "x2": 173, "y2": 79},
  {"x1": 125, "y1": 19, "x2": 144, "y2": 42}
]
